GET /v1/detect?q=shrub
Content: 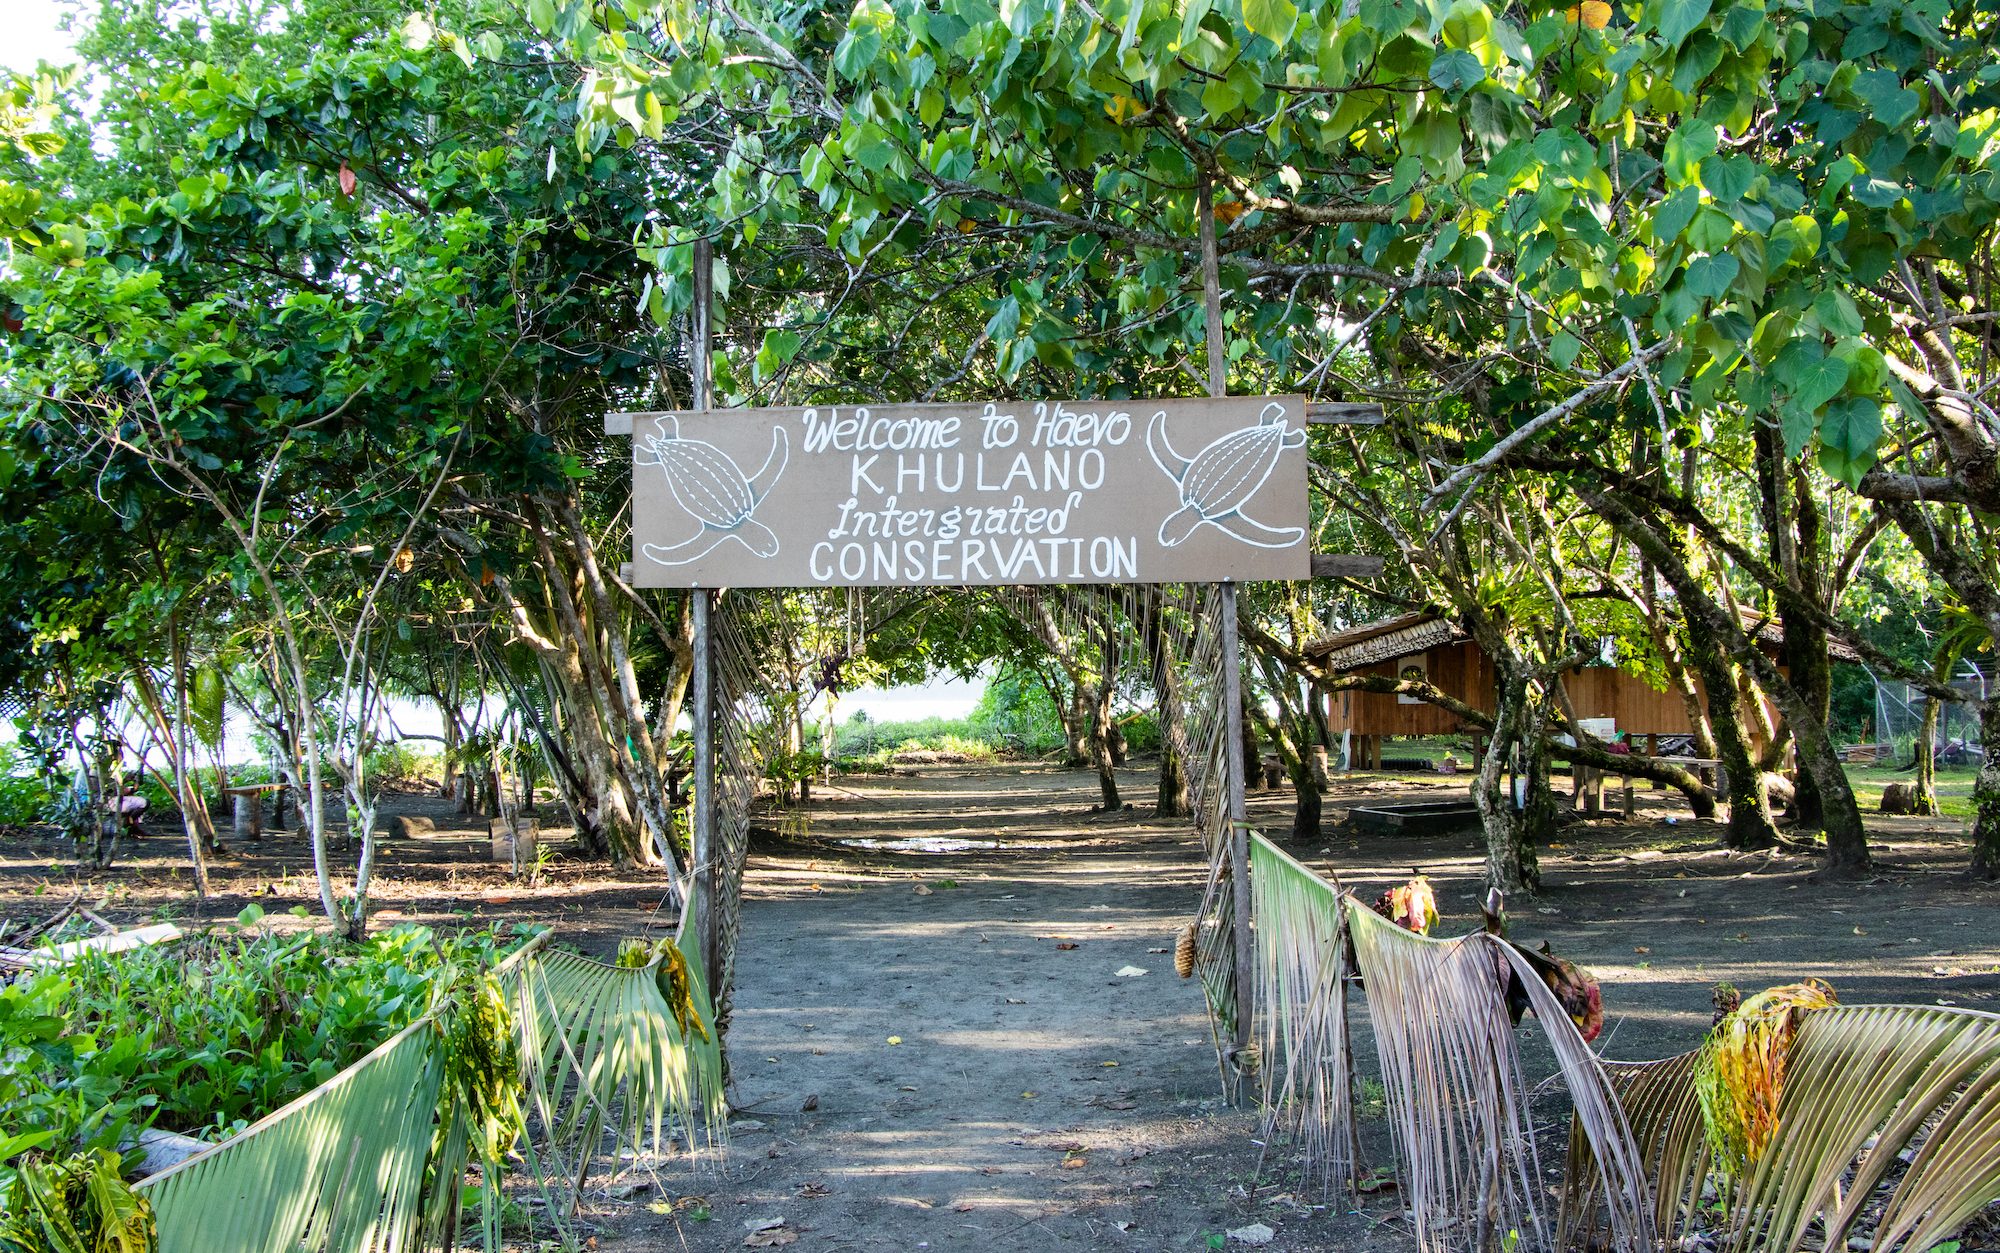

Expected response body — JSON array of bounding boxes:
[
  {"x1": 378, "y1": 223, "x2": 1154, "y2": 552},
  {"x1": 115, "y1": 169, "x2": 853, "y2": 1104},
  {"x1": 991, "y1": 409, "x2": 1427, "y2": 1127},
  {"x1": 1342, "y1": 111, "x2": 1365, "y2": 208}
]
[{"x1": 0, "y1": 919, "x2": 531, "y2": 1182}]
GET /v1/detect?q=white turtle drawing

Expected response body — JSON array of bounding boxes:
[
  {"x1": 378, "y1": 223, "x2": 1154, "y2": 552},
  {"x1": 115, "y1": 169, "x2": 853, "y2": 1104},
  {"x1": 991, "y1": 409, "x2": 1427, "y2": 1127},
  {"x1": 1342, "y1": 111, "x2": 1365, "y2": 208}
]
[
  {"x1": 636, "y1": 417, "x2": 789, "y2": 566},
  {"x1": 1147, "y1": 401, "x2": 1305, "y2": 548}
]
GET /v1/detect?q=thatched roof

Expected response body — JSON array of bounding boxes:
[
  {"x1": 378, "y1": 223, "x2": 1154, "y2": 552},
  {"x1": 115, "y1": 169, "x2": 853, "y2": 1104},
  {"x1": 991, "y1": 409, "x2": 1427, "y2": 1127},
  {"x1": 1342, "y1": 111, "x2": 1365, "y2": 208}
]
[{"x1": 1304, "y1": 613, "x2": 1463, "y2": 670}]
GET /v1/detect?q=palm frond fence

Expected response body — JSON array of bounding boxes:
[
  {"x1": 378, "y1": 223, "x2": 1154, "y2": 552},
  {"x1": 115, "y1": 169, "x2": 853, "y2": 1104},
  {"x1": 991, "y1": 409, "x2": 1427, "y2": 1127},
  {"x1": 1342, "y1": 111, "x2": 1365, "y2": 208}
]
[
  {"x1": 1249, "y1": 834, "x2": 2000, "y2": 1253},
  {"x1": 131, "y1": 927, "x2": 725, "y2": 1253}
]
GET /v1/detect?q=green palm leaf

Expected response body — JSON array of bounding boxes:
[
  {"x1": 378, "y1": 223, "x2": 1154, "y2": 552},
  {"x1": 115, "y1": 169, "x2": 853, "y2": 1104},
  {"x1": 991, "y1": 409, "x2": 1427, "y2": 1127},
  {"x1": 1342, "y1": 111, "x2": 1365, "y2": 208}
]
[
  {"x1": 507, "y1": 931, "x2": 726, "y2": 1163},
  {"x1": 120, "y1": 928, "x2": 724, "y2": 1253},
  {"x1": 1729, "y1": 1004, "x2": 2000, "y2": 1253},
  {"x1": 136, "y1": 1019, "x2": 443, "y2": 1253}
]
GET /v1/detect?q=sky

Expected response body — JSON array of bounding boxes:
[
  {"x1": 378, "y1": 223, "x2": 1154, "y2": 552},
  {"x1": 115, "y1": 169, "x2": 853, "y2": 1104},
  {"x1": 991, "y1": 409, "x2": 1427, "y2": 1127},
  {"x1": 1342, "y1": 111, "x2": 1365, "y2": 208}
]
[{"x1": 5, "y1": 0, "x2": 79, "y2": 74}]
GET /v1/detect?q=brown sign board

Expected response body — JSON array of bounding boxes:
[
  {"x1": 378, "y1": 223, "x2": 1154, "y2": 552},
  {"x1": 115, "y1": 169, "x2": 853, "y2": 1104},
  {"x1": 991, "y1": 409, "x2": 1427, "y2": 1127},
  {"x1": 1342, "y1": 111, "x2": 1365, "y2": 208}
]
[{"x1": 616, "y1": 395, "x2": 1311, "y2": 588}]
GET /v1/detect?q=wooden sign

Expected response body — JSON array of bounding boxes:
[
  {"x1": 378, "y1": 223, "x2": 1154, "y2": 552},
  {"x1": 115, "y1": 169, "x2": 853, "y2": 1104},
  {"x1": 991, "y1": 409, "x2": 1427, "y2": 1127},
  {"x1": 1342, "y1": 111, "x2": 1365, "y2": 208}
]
[{"x1": 616, "y1": 395, "x2": 1310, "y2": 588}]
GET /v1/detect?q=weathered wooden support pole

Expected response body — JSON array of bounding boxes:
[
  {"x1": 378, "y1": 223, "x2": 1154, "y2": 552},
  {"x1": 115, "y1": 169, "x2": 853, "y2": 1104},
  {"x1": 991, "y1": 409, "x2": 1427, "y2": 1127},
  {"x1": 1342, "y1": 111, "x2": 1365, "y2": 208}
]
[
  {"x1": 1200, "y1": 172, "x2": 1255, "y2": 1094},
  {"x1": 689, "y1": 237, "x2": 719, "y2": 983}
]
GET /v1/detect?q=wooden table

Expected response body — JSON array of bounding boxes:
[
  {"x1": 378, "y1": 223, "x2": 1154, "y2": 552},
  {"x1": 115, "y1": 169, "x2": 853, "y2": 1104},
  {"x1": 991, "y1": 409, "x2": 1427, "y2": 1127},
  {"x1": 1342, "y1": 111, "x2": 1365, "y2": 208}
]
[{"x1": 1571, "y1": 755, "x2": 1722, "y2": 817}]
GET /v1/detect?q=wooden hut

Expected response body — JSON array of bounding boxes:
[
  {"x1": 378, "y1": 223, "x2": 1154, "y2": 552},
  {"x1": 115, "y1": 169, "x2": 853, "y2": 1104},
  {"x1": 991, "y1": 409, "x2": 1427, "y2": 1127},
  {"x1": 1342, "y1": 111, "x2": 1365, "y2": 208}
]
[{"x1": 1305, "y1": 612, "x2": 1850, "y2": 771}]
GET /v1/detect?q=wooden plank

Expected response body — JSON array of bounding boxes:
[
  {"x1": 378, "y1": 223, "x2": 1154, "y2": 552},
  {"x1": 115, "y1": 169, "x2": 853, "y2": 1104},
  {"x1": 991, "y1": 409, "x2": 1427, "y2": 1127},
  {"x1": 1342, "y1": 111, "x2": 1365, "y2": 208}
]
[
  {"x1": 622, "y1": 395, "x2": 1311, "y2": 588},
  {"x1": 1304, "y1": 401, "x2": 1385, "y2": 425},
  {"x1": 604, "y1": 413, "x2": 635, "y2": 436},
  {"x1": 1310, "y1": 553, "x2": 1386, "y2": 578}
]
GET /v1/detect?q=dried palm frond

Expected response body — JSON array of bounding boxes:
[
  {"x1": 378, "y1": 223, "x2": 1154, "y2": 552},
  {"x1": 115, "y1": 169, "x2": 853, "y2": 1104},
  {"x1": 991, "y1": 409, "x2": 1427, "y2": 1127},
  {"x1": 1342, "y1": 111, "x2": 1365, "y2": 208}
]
[
  {"x1": 1174, "y1": 923, "x2": 1198, "y2": 979},
  {"x1": 1563, "y1": 996, "x2": 2000, "y2": 1253},
  {"x1": 1345, "y1": 903, "x2": 1653, "y2": 1253},
  {"x1": 1727, "y1": 1003, "x2": 2000, "y2": 1253},
  {"x1": 1560, "y1": 1050, "x2": 1711, "y2": 1251},
  {"x1": 1248, "y1": 836, "x2": 1355, "y2": 1195},
  {"x1": 1695, "y1": 978, "x2": 1838, "y2": 1176},
  {"x1": 129, "y1": 928, "x2": 724, "y2": 1253}
]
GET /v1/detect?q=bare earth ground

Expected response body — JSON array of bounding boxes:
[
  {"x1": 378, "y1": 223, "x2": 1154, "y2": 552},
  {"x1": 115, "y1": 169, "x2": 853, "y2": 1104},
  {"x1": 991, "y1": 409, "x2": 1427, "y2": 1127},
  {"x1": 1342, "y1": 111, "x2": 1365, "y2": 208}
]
[{"x1": 2, "y1": 763, "x2": 1997, "y2": 1252}]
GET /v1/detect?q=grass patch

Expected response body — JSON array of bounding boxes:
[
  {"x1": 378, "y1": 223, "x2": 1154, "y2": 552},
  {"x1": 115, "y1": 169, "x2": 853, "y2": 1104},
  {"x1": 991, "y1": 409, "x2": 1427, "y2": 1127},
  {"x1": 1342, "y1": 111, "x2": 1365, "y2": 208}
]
[{"x1": 1846, "y1": 765, "x2": 1979, "y2": 820}]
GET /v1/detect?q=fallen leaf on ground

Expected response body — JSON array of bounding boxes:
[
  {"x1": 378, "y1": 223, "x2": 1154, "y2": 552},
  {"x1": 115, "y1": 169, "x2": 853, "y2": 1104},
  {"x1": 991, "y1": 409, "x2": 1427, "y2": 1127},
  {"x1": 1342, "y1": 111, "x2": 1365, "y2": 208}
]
[
  {"x1": 1227, "y1": 1223, "x2": 1276, "y2": 1245},
  {"x1": 744, "y1": 1231, "x2": 796, "y2": 1248},
  {"x1": 744, "y1": 1217, "x2": 786, "y2": 1233},
  {"x1": 886, "y1": 1036, "x2": 903, "y2": 1045},
  {"x1": 796, "y1": 1181, "x2": 829, "y2": 1198},
  {"x1": 913, "y1": 884, "x2": 933, "y2": 895},
  {"x1": 1056, "y1": 942, "x2": 1079, "y2": 950},
  {"x1": 1115, "y1": 966, "x2": 1148, "y2": 977}
]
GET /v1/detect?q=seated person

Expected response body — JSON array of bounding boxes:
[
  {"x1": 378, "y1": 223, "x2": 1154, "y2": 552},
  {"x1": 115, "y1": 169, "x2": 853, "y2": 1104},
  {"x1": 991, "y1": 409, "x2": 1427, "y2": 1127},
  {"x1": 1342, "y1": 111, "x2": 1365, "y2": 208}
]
[{"x1": 114, "y1": 786, "x2": 148, "y2": 837}]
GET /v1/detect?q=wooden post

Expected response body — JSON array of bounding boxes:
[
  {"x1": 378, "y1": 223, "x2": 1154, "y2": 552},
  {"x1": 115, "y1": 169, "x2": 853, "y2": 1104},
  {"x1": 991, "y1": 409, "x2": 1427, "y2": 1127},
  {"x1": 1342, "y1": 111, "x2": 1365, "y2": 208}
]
[
  {"x1": 690, "y1": 237, "x2": 719, "y2": 984},
  {"x1": 1201, "y1": 173, "x2": 1254, "y2": 1093},
  {"x1": 232, "y1": 791, "x2": 262, "y2": 844}
]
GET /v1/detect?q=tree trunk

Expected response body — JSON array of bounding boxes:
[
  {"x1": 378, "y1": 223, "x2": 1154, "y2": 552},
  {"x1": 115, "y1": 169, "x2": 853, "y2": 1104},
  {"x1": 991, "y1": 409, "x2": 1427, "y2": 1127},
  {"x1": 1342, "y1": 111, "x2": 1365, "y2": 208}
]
[
  {"x1": 1239, "y1": 690, "x2": 1261, "y2": 790},
  {"x1": 1794, "y1": 707, "x2": 1871, "y2": 874},
  {"x1": 1090, "y1": 680, "x2": 1120, "y2": 809},
  {"x1": 1686, "y1": 625, "x2": 1779, "y2": 850},
  {"x1": 1914, "y1": 689, "x2": 1942, "y2": 817},
  {"x1": 1970, "y1": 697, "x2": 2000, "y2": 878},
  {"x1": 1061, "y1": 683, "x2": 1092, "y2": 766},
  {"x1": 439, "y1": 704, "x2": 462, "y2": 801},
  {"x1": 1472, "y1": 666, "x2": 1539, "y2": 895},
  {"x1": 1138, "y1": 588, "x2": 1190, "y2": 817},
  {"x1": 1520, "y1": 707, "x2": 1562, "y2": 850}
]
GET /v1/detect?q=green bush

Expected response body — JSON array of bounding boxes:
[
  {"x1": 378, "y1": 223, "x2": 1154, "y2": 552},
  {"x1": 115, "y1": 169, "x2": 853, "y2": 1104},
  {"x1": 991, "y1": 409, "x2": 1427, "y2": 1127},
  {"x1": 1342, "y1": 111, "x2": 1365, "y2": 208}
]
[
  {"x1": 967, "y1": 664, "x2": 1067, "y2": 754},
  {"x1": 0, "y1": 919, "x2": 532, "y2": 1183},
  {"x1": 0, "y1": 743, "x2": 55, "y2": 826},
  {"x1": 364, "y1": 740, "x2": 440, "y2": 789}
]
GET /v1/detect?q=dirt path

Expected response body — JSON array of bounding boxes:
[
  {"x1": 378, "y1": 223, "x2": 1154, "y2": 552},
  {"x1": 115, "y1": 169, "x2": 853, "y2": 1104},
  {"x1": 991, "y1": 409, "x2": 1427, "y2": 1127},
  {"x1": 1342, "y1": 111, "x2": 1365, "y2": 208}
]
[
  {"x1": 594, "y1": 763, "x2": 1393, "y2": 1252},
  {"x1": 595, "y1": 764, "x2": 2000, "y2": 1253},
  {"x1": 4, "y1": 762, "x2": 1997, "y2": 1250}
]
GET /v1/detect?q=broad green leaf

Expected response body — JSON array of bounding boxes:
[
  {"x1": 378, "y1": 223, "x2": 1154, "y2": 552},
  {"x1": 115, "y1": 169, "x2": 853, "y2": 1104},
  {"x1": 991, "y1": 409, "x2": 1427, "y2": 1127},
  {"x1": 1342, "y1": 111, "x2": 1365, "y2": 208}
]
[
  {"x1": 1812, "y1": 290, "x2": 1862, "y2": 338},
  {"x1": 754, "y1": 329, "x2": 802, "y2": 382},
  {"x1": 1772, "y1": 338, "x2": 1850, "y2": 414},
  {"x1": 1243, "y1": 0, "x2": 1299, "y2": 44},
  {"x1": 1851, "y1": 68, "x2": 1918, "y2": 130},
  {"x1": 1684, "y1": 252, "x2": 1739, "y2": 299},
  {"x1": 1428, "y1": 50, "x2": 1486, "y2": 95},
  {"x1": 833, "y1": 16, "x2": 885, "y2": 81},
  {"x1": 1697, "y1": 153, "x2": 1754, "y2": 203},
  {"x1": 1655, "y1": 0, "x2": 1713, "y2": 49},
  {"x1": 1653, "y1": 187, "x2": 1700, "y2": 243}
]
